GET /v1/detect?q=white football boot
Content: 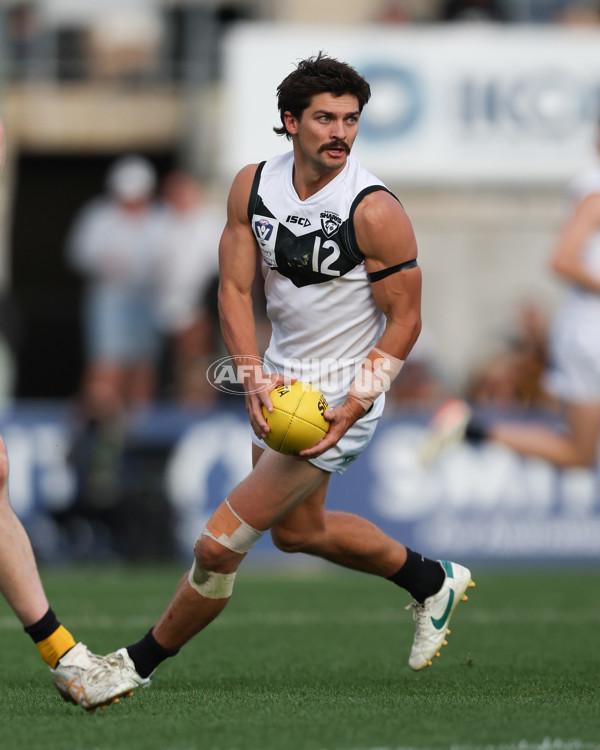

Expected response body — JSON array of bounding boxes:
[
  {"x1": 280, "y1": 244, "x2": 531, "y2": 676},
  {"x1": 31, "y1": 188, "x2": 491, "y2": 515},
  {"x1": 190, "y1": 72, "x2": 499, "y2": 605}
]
[
  {"x1": 51, "y1": 642, "x2": 151, "y2": 710},
  {"x1": 407, "y1": 560, "x2": 475, "y2": 671},
  {"x1": 419, "y1": 399, "x2": 472, "y2": 467},
  {"x1": 103, "y1": 648, "x2": 153, "y2": 690}
]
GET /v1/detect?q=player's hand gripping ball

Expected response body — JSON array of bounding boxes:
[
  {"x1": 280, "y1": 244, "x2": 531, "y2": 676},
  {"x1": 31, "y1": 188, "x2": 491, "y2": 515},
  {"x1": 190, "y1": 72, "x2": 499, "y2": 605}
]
[{"x1": 262, "y1": 381, "x2": 330, "y2": 454}]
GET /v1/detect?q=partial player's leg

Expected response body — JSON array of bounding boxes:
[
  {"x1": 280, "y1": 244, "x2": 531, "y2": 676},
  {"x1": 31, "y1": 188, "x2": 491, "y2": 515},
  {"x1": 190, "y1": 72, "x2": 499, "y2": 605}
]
[
  {"x1": 259, "y1": 444, "x2": 408, "y2": 577},
  {"x1": 155, "y1": 446, "x2": 330, "y2": 648},
  {"x1": 0, "y1": 441, "x2": 50, "y2": 626},
  {"x1": 270, "y1": 482, "x2": 407, "y2": 577},
  {"x1": 0, "y1": 435, "x2": 144, "y2": 710},
  {"x1": 489, "y1": 400, "x2": 600, "y2": 468},
  {"x1": 0, "y1": 436, "x2": 77, "y2": 669},
  {"x1": 266, "y1": 445, "x2": 474, "y2": 670},
  {"x1": 422, "y1": 398, "x2": 600, "y2": 469},
  {"x1": 112, "y1": 447, "x2": 331, "y2": 679}
]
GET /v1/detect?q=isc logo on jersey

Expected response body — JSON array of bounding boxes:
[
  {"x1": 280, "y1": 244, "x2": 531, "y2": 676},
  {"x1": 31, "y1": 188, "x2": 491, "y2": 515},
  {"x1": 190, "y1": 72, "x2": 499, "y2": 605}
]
[
  {"x1": 286, "y1": 214, "x2": 311, "y2": 228},
  {"x1": 253, "y1": 216, "x2": 279, "y2": 268}
]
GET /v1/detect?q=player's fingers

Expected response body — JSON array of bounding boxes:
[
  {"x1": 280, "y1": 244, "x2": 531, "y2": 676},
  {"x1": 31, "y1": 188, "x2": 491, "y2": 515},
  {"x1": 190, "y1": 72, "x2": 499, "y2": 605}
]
[
  {"x1": 245, "y1": 392, "x2": 268, "y2": 434},
  {"x1": 320, "y1": 406, "x2": 345, "y2": 425},
  {"x1": 299, "y1": 423, "x2": 342, "y2": 457},
  {"x1": 250, "y1": 413, "x2": 269, "y2": 440},
  {"x1": 252, "y1": 395, "x2": 272, "y2": 436},
  {"x1": 259, "y1": 374, "x2": 297, "y2": 412},
  {"x1": 257, "y1": 387, "x2": 275, "y2": 413},
  {"x1": 257, "y1": 373, "x2": 284, "y2": 412},
  {"x1": 299, "y1": 436, "x2": 333, "y2": 457},
  {"x1": 269, "y1": 374, "x2": 297, "y2": 391},
  {"x1": 265, "y1": 375, "x2": 297, "y2": 411}
]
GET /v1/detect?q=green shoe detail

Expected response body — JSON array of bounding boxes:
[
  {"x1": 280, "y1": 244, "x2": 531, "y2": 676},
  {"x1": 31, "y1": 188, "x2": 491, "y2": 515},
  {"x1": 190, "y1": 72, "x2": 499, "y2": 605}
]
[
  {"x1": 430, "y1": 589, "x2": 455, "y2": 630},
  {"x1": 440, "y1": 560, "x2": 454, "y2": 578}
]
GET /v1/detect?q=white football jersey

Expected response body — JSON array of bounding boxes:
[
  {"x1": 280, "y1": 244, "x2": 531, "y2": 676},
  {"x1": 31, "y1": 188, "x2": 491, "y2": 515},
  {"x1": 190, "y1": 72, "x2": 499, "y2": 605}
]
[{"x1": 248, "y1": 151, "x2": 392, "y2": 405}]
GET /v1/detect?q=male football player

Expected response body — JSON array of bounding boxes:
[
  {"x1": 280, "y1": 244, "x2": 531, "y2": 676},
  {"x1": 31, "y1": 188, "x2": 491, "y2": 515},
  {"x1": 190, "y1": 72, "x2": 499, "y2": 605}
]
[{"x1": 99, "y1": 53, "x2": 475, "y2": 692}]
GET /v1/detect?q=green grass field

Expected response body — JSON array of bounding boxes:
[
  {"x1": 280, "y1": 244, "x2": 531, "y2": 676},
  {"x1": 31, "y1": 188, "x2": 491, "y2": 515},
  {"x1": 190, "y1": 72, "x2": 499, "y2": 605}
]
[{"x1": 1, "y1": 563, "x2": 599, "y2": 750}]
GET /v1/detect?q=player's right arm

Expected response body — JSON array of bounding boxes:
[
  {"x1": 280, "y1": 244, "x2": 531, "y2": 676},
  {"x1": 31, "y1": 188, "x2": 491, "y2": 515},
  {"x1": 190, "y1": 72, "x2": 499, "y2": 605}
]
[
  {"x1": 218, "y1": 165, "x2": 283, "y2": 438},
  {"x1": 551, "y1": 193, "x2": 600, "y2": 293}
]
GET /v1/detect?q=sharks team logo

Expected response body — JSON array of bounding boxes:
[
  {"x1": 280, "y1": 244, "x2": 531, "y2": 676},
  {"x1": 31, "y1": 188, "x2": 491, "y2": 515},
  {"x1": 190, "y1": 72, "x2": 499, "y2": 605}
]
[{"x1": 320, "y1": 211, "x2": 342, "y2": 238}]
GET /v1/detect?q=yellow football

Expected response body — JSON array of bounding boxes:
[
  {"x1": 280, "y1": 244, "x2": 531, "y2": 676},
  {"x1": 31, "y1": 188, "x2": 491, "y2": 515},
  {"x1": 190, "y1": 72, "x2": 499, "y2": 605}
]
[{"x1": 262, "y1": 381, "x2": 330, "y2": 455}]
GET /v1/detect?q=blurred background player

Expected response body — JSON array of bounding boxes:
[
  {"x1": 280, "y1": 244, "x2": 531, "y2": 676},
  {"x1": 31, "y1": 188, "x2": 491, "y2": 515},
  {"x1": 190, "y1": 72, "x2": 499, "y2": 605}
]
[
  {"x1": 0, "y1": 119, "x2": 142, "y2": 710},
  {"x1": 422, "y1": 131, "x2": 600, "y2": 470},
  {"x1": 93, "y1": 54, "x2": 475, "y2": 696},
  {"x1": 67, "y1": 154, "x2": 163, "y2": 419},
  {"x1": 65, "y1": 155, "x2": 163, "y2": 511},
  {"x1": 152, "y1": 169, "x2": 223, "y2": 404}
]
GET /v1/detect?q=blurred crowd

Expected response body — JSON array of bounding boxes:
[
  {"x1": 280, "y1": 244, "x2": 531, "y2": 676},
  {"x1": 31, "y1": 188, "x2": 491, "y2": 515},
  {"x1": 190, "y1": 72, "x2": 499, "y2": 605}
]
[
  {"x1": 374, "y1": 0, "x2": 600, "y2": 24},
  {"x1": 3, "y1": 1, "x2": 600, "y2": 89},
  {"x1": 66, "y1": 155, "x2": 224, "y2": 416},
  {"x1": 58, "y1": 156, "x2": 224, "y2": 545},
  {"x1": 387, "y1": 300, "x2": 555, "y2": 413}
]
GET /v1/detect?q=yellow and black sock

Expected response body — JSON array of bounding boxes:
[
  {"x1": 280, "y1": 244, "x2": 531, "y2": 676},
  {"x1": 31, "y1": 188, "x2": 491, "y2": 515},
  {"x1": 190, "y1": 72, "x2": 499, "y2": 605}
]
[{"x1": 24, "y1": 608, "x2": 76, "y2": 669}]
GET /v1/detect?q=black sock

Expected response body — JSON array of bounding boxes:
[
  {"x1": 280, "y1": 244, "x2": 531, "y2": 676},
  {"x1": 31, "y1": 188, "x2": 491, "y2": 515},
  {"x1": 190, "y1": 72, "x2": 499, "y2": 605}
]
[
  {"x1": 24, "y1": 608, "x2": 61, "y2": 642},
  {"x1": 465, "y1": 417, "x2": 488, "y2": 444},
  {"x1": 126, "y1": 629, "x2": 179, "y2": 678},
  {"x1": 387, "y1": 548, "x2": 445, "y2": 603}
]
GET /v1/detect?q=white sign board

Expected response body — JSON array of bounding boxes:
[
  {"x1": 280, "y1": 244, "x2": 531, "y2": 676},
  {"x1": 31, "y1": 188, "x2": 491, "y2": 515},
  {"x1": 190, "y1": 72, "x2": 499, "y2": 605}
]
[{"x1": 220, "y1": 24, "x2": 600, "y2": 185}]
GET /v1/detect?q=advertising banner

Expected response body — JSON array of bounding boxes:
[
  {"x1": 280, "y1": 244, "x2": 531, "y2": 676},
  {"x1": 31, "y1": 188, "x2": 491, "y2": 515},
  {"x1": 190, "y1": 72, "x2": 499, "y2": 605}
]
[
  {"x1": 221, "y1": 24, "x2": 600, "y2": 184},
  {"x1": 2, "y1": 404, "x2": 598, "y2": 563}
]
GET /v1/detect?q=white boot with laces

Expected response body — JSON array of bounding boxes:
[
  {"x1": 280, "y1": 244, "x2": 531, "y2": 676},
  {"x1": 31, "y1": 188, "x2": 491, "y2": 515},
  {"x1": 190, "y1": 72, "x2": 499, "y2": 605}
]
[
  {"x1": 407, "y1": 560, "x2": 475, "y2": 671},
  {"x1": 51, "y1": 642, "x2": 151, "y2": 711}
]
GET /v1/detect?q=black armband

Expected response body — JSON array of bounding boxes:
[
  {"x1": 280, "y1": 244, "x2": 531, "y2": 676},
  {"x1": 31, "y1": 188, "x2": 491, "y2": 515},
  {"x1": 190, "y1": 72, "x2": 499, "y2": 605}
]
[{"x1": 367, "y1": 259, "x2": 418, "y2": 283}]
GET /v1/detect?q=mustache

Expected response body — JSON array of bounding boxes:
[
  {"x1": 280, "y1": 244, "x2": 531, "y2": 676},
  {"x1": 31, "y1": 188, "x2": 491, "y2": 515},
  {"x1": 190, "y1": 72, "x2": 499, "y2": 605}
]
[{"x1": 319, "y1": 141, "x2": 350, "y2": 154}]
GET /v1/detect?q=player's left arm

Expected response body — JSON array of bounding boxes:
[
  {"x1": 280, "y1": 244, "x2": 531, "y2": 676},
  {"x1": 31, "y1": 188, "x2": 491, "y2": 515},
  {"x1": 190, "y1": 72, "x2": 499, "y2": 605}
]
[{"x1": 300, "y1": 191, "x2": 421, "y2": 457}]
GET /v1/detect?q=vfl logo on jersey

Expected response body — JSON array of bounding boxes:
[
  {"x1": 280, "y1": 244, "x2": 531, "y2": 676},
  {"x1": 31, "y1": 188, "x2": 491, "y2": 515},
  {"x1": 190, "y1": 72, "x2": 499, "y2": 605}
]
[
  {"x1": 320, "y1": 211, "x2": 342, "y2": 238},
  {"x1": 255, "y1": 218, "x2": 274, "y2": 242},
  {"x1": 253, "y1": 215, "x2": 279, "y2": 268}
]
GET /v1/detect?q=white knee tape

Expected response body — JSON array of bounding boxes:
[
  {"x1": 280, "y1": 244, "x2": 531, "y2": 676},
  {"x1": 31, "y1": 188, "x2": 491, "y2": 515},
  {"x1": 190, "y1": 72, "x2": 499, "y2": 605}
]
[
  {"x1": 201, "y1": 499, "x2": 265, "y2": 555},
  {"x1": 188, "y1": 560, "x2": 236, "y2": 599}
]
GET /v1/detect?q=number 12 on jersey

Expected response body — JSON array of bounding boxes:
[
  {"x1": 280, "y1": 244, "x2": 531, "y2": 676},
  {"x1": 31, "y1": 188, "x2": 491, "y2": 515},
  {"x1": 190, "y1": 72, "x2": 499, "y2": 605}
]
[{"x1": 311, "y1": 236, "x2": 341, "y2": 277}]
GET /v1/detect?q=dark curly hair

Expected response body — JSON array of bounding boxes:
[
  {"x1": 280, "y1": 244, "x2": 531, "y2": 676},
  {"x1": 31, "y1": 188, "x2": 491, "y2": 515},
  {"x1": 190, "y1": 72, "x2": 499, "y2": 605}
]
[{"x1": 273, "y1": 52, "x2": 371, "y2": 140}]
